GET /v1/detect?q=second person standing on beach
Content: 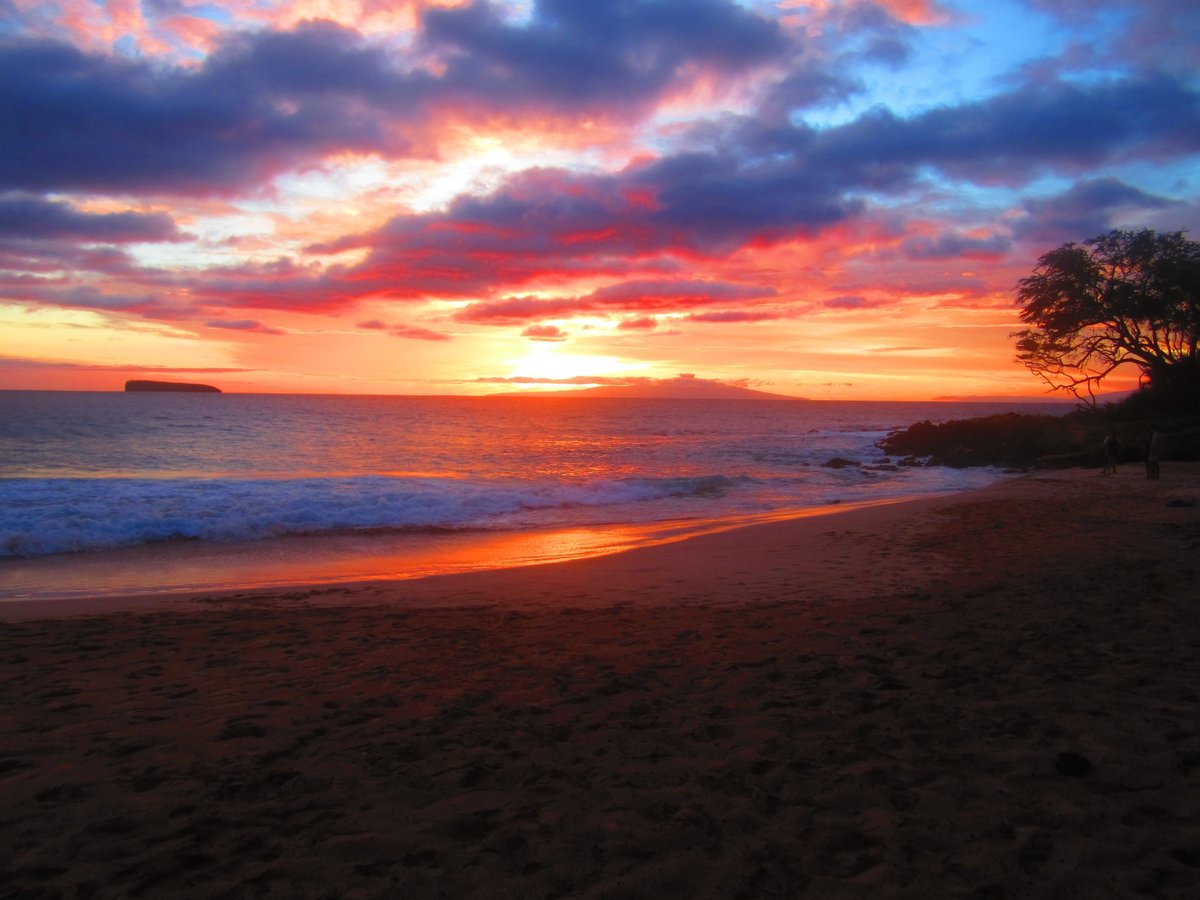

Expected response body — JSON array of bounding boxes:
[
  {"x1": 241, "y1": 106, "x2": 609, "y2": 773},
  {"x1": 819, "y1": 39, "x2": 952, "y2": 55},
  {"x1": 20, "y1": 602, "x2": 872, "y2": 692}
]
[{"x1": 1102, "y1": 430, "x2": 1120, "y2": 476}]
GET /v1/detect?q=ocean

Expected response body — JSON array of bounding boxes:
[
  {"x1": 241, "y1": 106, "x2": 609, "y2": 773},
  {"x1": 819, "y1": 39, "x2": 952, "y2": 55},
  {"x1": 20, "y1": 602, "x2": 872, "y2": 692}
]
[{"x1": 0, "y1": 392, "x2": 1064, "y2": 600}]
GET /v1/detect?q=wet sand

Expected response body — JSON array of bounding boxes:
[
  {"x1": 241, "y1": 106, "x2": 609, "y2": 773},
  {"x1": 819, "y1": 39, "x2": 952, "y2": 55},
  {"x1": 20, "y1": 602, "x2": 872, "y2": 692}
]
[{"x1": 2, "y1": 466, "x2": 1198, "y2": 898}]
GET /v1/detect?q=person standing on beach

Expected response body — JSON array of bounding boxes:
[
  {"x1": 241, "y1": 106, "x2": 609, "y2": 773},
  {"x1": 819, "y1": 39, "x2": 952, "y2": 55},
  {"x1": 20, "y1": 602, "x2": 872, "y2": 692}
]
[
  {"x1": 1146, "y1": 427, "x2": 1166, "y2": 480},
  {"x1": 1102, "y1": 430, "x2": 1120, "y2": 475}
]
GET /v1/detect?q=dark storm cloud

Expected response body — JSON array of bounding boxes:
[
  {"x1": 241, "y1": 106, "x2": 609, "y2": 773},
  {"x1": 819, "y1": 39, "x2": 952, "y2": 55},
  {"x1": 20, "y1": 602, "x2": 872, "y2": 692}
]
[
  {"x1": 1024, "y1": 0, "x2": 1200, "y2": 73},
  {"x1": 0, "y1": 195, "x2": 185, "y2": 287},
  {"x1": 0, "y1": 195, "x2": 183, "y2": 242},
  {"x1": 756, "y1": 0, "x2": 932, "y2": 120},
  {"x1": 0, "y1": 1, "x2": 786, "y2": 197},
  {"x1": 824, "y1": 0, "x2": 919, "y2": 67},
  {"x1": 421, "y1": 0, "x2": 787, "y2": 111},
  {"x1": 0, "y1": 24, "x2": 403, "y2": 195},
  {"x1": 628, "y1": 148, "x2": 864, "y2": 252},
  {"x1": 1, "y1": 282, "x2": 187, "y2": 318},
  {"x1": 809, "y1": 74, "x2": 1200, "y2": 187},
  {"x1": 902, "y1": 230, "x2": 1011, "y2": 260},
  {"x1": 1015, "y1": 178, "x2": 1177, "y2": 245},
  {"x1": 759, "y1": 64, "x2": 861, "y2": 118},
  {"x1": 200, "y1": 20, "x2": 403, "y2": 100}
]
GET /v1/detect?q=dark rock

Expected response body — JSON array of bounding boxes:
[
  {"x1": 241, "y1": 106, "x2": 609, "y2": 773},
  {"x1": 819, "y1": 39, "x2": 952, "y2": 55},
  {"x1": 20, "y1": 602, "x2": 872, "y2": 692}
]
[
  {"x1": 823, "y1": 457, "x2": 860, "y2": 469},
  {"x1": 878, "y1": 411, "x2": 1200, "y2": 469},
  {"x1": 125, "y1": 379, "x2": 221, "y2": 393}
]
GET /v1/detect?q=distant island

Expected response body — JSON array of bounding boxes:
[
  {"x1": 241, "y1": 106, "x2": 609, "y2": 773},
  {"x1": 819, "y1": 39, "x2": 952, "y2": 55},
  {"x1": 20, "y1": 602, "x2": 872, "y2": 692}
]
[{"x1": 124, "y1": 380, "x2": 222, "y2": 393}]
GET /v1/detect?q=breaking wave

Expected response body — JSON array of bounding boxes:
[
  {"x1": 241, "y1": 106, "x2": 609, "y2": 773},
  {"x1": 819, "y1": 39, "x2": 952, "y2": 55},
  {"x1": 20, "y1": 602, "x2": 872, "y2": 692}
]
[{"x1": 0, "y1": 473, "x2": 751, "y2": 558}]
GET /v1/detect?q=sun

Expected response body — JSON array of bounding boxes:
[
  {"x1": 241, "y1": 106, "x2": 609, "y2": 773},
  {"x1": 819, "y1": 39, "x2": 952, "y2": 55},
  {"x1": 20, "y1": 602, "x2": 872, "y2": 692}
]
[{"x1": 507, "y1": 345, "x2": 642, "y2": 383}]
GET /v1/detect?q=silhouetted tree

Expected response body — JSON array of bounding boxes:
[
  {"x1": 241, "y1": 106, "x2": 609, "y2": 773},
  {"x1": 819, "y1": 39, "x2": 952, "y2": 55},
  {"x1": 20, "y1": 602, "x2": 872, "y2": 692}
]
[{"x1": 1013, "y1": 229, "x2": 1199, "y2": 409}]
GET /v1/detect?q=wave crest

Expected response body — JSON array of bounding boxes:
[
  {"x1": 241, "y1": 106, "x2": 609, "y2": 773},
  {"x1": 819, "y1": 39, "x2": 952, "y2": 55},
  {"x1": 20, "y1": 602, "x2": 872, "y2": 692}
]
[{"x1": 0, "y1": 473, "x2": 751, "y2": 557}]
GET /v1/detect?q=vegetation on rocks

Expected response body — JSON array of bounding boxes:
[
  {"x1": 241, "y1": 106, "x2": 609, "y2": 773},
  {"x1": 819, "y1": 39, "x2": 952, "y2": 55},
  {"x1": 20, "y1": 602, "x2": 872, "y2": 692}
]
[
  {"x1": 880, "y1": 407, "x2": 1200, "y2": 470},
  {"x1": 883, "y1": 228, "x2": 1199, "y2": 470}
]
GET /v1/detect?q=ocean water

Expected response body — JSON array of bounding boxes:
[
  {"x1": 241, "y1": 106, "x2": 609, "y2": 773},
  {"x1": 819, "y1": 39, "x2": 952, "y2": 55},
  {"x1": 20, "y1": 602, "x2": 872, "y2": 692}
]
[{"x1": 0, "y1": 392, "x2": 1065, "y2": 597}]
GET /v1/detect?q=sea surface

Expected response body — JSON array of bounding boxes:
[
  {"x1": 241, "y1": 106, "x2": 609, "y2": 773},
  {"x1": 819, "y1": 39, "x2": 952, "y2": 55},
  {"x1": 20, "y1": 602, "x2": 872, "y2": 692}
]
[{"x1": 0, "y1": 392, "x2": 1066, "y2": 600}]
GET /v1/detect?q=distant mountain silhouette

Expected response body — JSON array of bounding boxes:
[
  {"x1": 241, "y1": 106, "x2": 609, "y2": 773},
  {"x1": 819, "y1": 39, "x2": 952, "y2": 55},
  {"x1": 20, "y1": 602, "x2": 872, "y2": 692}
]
[{"x1": 517, "y1": 375, "x2": 797, "y2": 400}]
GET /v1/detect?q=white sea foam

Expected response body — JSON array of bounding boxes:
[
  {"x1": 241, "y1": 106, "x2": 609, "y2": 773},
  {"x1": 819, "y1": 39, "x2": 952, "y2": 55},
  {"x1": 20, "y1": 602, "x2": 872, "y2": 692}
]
[{"x1": 0, "y1": 473, "x2": 758, "y2": 557}]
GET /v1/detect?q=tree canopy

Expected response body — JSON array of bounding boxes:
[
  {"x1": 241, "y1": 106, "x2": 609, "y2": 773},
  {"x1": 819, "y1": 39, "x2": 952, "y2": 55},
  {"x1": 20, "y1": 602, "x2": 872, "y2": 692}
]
[{"x1": 1013, "y1": 229, "x2": 1200, "y2": 409}]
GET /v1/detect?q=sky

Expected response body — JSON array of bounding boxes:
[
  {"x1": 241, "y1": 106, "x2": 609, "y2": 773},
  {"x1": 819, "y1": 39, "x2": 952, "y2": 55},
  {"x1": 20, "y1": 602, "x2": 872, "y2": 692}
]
[{"x1": 1, "y1": 0, "x2": 1197, "y2": 399}]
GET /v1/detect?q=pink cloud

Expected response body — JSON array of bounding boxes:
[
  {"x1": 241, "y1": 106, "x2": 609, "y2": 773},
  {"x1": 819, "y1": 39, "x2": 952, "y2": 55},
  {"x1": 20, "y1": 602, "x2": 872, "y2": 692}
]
[
  {"x1": 390, "y1": 325, "x2": 452, "y2": 341},
  {"x1": 455, "y1": 279, "x2": 775, "y2": 323},
  {"x1": 822, "y1": 295, "x2": 875, "y2": 310},
  {"x1": 687, "y1": 309, "x2": 783, "y2": 323},
  {"x1": 206, "y1": 318, "x2": 286, "y2": 335},
  {"x1": 521, "y1": 324, "x2": 568, "y2": 342},
  {"x1": 617, "y1": 316, "x2": 658, "y2": 330}
]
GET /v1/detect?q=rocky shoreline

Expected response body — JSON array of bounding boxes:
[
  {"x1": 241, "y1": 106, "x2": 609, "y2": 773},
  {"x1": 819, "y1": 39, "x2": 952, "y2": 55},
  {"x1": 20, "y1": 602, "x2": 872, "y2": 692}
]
[{"x1": 878, "y1": 411, "x2": 1200, "y2": 470}]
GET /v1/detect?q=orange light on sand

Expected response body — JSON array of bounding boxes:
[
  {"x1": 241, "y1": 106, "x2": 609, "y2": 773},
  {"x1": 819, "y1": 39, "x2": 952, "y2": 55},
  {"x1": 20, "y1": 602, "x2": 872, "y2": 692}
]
[{"x1": 0, "y1": 497, "x2": 916, "y2": 603}]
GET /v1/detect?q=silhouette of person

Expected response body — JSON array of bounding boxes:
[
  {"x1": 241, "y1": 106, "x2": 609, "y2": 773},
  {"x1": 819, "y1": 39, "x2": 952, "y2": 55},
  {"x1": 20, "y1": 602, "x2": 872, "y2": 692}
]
[
  {"x1": 1101, "y1": 430, "x2": 1120, "y2": 475},
  {"x1": 1147, "y1": 427, "x2": 1165, "y2": 480}
]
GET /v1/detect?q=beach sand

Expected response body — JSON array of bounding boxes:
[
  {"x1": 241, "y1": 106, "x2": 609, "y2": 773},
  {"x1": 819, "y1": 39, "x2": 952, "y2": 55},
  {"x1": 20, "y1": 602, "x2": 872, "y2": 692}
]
[{"x1": 2, "y1": 466, "x2": 1198, "y2": 898}]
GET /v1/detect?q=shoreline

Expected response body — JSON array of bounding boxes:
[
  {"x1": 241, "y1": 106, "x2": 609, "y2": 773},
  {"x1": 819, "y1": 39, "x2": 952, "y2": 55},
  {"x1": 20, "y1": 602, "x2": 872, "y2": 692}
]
[
  {"x1": 2, "y1": 465, "x2": 1198, "y2": 897},
  {"x1": 0, "y1": 490, "x2": 965, "y2": 618}
]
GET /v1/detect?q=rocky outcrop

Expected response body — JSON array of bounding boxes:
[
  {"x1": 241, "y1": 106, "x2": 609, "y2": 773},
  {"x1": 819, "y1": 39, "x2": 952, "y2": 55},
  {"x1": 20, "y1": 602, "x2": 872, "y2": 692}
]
[
  {"x1": 124, "y1": 380, "x2": 222, "y2": 393},
  {"x1": 878, "y1": 412, "x2": 1200, "y2": 468},
  {"x1": 822, "y1": 457, "x2": 860, "y2": 469}
]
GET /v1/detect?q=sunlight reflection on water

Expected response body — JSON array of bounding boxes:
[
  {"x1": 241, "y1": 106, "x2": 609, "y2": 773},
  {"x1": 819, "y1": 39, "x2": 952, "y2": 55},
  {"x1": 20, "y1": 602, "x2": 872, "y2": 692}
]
[{"x1": 0, "y1": 497, "x2": 916, "y2": 603}]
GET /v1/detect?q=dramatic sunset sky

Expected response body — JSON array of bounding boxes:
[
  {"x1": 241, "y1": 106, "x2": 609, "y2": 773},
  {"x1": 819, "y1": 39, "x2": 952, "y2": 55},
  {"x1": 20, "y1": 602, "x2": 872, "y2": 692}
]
[{"x1": 1, "y1": 0, "x2": 1197, "y2": 398}]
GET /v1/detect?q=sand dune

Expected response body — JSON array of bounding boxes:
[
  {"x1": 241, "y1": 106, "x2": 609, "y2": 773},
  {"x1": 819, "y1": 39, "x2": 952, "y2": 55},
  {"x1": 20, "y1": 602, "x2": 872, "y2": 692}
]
[{"x1": 2, "y1": 466, "x2": 1198, "y2": 898}]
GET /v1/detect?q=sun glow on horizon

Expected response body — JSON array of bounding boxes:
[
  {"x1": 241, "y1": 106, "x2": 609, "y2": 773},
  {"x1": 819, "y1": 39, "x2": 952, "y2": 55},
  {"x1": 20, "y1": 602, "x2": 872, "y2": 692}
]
[{"x1": 505, "y1": 345, "x2": 646, "y2": 385}]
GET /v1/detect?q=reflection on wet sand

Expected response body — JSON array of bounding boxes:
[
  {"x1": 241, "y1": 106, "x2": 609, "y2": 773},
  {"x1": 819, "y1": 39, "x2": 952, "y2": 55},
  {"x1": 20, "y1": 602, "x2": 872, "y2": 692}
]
[{"x1": 0, "y1": 497, "x2": 915, "y2": 605}]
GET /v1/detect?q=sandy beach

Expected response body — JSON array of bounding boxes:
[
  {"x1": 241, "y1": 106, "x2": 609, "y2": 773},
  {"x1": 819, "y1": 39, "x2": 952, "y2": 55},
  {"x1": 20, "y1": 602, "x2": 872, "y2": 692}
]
[{"x1": 2, "y1": 466, "x2": 1198, "y2": 898}]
